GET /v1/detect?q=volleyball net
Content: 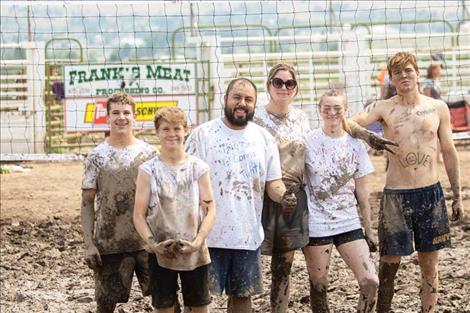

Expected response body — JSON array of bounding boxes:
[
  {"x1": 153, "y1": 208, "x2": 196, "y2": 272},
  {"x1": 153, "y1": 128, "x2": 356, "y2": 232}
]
[{"x1": 1, "y1": 1, "x2": 469, "y2": 157}]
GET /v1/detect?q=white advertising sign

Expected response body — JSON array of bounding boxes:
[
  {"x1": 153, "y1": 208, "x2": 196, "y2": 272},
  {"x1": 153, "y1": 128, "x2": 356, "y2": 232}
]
[
  {"x1": 64, "y1": 63, "x2": 196, "y2": 97},
  {"x1": 62, "y1": 63, "x2": 198, "y2": 132}
]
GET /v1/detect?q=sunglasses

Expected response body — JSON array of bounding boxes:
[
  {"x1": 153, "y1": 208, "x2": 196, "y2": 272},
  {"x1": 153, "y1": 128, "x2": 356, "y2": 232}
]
[{"x1": 270, "y1": 78, "x2": 297, "y2": 90}]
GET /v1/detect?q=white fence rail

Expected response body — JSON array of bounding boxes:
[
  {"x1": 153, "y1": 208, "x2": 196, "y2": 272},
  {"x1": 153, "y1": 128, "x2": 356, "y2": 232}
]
[{"x1": 0, "y1": 42, "x2": 46, "y2": 154}]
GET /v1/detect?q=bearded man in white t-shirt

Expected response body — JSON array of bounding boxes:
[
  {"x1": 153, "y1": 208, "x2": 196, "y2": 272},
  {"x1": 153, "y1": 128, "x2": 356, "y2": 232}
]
[{"x1": 185, "y1": 78, "x2": 297, "y2": 313}]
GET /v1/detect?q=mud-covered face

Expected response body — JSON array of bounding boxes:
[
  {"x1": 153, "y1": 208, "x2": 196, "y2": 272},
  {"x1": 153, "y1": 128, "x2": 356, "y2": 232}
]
[
  {"x1": 224, "y1": 81, "x2": 256, "y2": 128},
  {"x1": 108, "y1": 102, "x2": 135, "y2": 135},
  {"x1": 319, "y1": 96, "x2": 345, "y2": 126},
  {"x1": 156, "y1": 120, "x2": 188, "y2": 150},
  {"x1": 391, "y1": 63, "x2": 420, "y2": 94}
]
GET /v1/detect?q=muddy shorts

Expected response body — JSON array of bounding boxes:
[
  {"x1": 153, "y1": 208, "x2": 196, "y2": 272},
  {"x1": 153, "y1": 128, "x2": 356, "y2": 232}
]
[
  {"x1": 379, "y1": 182, "x2": 451, "y2": 256},
  {"x1": 308, "y1": 228, "x2": 365, "y2": 247},
  {"x1": 148, "y1": 254, "x2": 211, "y2": 309},
  {"x1": 209, "y1": 247, "x2": 263, "y2": 297},
  {"x1": 261, "y1": 189, "x2": 309, "y2": 255},
  {"x1": 94, "y1": 250, "x2": 151, "y2": 304}
]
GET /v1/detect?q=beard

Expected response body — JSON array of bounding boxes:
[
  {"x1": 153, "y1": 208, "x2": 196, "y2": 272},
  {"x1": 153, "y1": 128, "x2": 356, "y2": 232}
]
[{"x1": 224, "y1": 105, "x2": 254, "y2": 127}]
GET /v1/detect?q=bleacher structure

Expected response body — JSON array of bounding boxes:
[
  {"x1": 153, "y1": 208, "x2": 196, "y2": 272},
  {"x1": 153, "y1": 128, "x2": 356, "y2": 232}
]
[{"x1": 1, "y1": 3, "x2": 470, "y2": 157}]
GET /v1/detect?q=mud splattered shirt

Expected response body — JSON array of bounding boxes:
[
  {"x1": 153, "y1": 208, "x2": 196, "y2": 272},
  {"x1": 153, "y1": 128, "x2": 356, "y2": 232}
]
[
  {"x1": 82, "y1": 139, "x2": 155, "y2": 255},
  {"x1": 186, "y1": 118, "x2": 282, "y2": 250},
  {"x1": 253, "y1": 107, "x2": 310, "y2": 191},
  {"x1": 305, "y1": 128, "x2": 374, "y2": 237},
  {"x1": 139, "y1": 155, "x2": 211, "y2": 271}
]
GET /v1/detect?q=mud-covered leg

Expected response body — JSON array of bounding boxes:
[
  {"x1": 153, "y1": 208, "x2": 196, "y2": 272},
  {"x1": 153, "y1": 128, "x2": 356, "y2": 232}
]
[
  {"x1": 418, "y1": 251, "x2": 439, "y2": 313},
  {"x1": 97, "y1": 302, "x2": 116, "y2": 313},
  {"x1": 335, "y1": 239, "x2": 378, "y2": 313},
  {"x1": 270, "y1": 250, "x2": 295, "y2": 313},
  {"x1": 303, "y1": 244, "x2": 333, "y2": 313},
  {"x1": 377, "y1": 257, "x2": 401, "y2": 313},
  {"x1": 309, "y1": 279, "x2": 329, "y2": 313},
  {"x1": 227, "y1": 296, "x2": 251, "y2": 313}
]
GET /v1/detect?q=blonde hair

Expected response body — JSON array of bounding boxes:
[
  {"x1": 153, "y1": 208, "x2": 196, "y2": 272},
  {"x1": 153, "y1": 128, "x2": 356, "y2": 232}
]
[
  {"x1": 318, "y1": 82, "x2": 350, "y2": 133},
  {"x1": 266, "y1": 63, "x2": 299, "y2": 96},
  {"x1": 153, "y1": 107, "x2": 188, "y2": 130}
]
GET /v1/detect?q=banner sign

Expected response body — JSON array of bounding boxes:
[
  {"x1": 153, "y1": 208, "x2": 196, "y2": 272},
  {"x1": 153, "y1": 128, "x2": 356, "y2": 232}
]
[
  {"x1": 64, "y1": 63, "x2": 196, "y2": 97},
  {"x1": 64, "y1": 95, "x2": 197, "y2": 132},
  {"x1": 62, "y1": 63, "x2": 198, "y2": 132}
]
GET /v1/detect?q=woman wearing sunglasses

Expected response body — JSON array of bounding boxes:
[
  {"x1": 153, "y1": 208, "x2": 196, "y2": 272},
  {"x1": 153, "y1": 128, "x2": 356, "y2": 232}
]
[{"x1": 253, "y1": 63, "x2": 310, "y2": 313}]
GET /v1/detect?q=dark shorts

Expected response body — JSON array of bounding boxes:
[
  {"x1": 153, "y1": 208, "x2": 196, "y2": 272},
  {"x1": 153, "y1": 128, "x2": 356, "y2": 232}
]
[
  {"x1": 209, "y1": 247, "x2": 263, "y2": 297},
  {"x1": 148, "y1": 254, "x2": 211, "y2": 309},
  {"x1": 94, "y1": 250, "x2": 151, "y2": 305},
  {"x1": 261, "y1": 189, "x2": 309, "y2": 255},
  {"x1": 308, "y1": 229, "x2": 365, "y2": 247},
  {"x1": 379, "y1": 182, "x2": 451, "y2": 256}
]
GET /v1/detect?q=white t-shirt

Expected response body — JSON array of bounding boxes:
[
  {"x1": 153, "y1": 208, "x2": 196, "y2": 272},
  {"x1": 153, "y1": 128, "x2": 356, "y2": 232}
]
[
  {"x1": 82, "y1": 139, "x2": 155, "y2": 254},
  {"x1": 186, "y1": 118, "x2": 282, "y2": 250},
  {"x1": 253, "y1": 107, "x2": 310, "y2": 190},
  {"x1": 139, "y1": 155, "x2": 210, "y2": 271},
  {"x1": 305, "y1": 128, "x2": 374, "y2": 237}
]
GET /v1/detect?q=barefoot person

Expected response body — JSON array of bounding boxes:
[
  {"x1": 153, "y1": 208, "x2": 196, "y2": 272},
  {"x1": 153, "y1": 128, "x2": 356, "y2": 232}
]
[
  {"x1": 133, "y1": 107, "x2": 216, "y2": 313},
  {"x1": 303, "y1": 87, "x2": 379, "y2": 313},
  {"x1": 185, "y1": 78, "x2": 297, "y2": 313},
  {"x1": 353, "y1": 51, "x2": 464, "y2": 313},
  {"x1": 81, "y1": 92, "x2": 156, "y2": 313}
]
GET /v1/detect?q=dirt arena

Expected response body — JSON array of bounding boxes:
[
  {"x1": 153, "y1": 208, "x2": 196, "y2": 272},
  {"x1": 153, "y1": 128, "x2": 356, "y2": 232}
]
[{"x1": 1, "y1": 148, "x2": 469, "y2": 313}]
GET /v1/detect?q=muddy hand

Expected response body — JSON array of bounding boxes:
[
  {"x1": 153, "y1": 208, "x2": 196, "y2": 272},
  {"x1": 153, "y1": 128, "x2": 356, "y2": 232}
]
[
  {"x1": 154, "y1": 239, "x2": 177, "y2": 258},
  {"x1": 281, "y1": 186, "x2": 297, "y2": 213},
  {"x1": 367, "y1": 131, "x2": 399, "y2": 154},
  {"x1": 450, "y1": 198, "x2": 464, "y2": 222},
  {"x1": 365, "y1": 232, "x2": 378, "y2": 253},
  {"x1": 85, "y1": 244, "x2": 102, "y2": 270},
  {"x1": 175, "y1": 239, "x2": 199, "y2": 254}
]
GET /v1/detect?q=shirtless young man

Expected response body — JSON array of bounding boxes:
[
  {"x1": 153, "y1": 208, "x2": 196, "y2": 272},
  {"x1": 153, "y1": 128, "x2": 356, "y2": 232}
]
[{"x1": 353, "y1": 52, "x2": 464, "y2": 313}]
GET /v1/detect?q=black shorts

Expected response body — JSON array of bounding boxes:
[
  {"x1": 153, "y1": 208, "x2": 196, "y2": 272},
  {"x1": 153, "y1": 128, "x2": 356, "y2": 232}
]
[
  {"x1": 148, "y1": 254, "x2": 211, "y2": 309},
  {"x1": 308, "y1": 229, "x2": 365, "y2": 247},
  {"x1": 261, "y1": 188, "x2": 309, "y2": 255},
  {"x1": 94, "y1": 250, "x2": 151, "y2": 305},
  {"x1": 378, "y1": 182, "x2": 451, "y2": 256}
]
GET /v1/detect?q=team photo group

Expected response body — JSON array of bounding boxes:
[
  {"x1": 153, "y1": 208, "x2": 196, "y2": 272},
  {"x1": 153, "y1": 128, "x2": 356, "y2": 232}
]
[{"x1": 80, "y1": 51, "x2": 464, "y2": 313}]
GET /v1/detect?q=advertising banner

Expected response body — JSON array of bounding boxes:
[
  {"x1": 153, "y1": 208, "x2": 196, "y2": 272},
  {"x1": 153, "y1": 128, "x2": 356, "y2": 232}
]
[{"x1": 62, "y1": 63, "x2": 198, "y2": 132}]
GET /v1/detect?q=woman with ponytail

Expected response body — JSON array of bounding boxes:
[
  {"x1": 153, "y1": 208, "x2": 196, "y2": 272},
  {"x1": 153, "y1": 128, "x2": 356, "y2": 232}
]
[{"x1": 303, "y1": 85, "x2": 379, "y2": 313}]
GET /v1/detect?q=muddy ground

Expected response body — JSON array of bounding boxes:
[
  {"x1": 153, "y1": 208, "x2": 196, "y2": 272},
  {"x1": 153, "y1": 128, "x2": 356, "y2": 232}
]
[{"x1": 1, "y1": 148, "x2": 470, "y2": 313}]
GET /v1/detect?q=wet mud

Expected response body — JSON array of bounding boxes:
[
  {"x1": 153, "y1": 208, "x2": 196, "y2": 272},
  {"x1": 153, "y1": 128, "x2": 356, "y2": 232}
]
[{"x1": 1, "y1": 152, "x2": 470, "y2": 312}]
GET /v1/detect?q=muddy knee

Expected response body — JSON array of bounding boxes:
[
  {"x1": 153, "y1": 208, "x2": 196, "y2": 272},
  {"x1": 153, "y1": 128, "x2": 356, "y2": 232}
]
[{"x1": 358, "y1": 276, "x2": 379, "y2": 297}]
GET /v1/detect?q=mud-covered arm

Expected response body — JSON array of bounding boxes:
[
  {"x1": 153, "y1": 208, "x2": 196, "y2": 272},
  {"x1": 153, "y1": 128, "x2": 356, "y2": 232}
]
[
  {"x1": 133, "y1": 170, "x2": 154, "y2": 244},
  {"x1": 81, "y1": 189, "x2": 102, "y2": 269},
  {"x1": 355, "y1": 175, "x2": 377, "y2": 251},
  {"x1": 194, "y1": 171, "x2": 216, "y2": 247},
  {"x1": 81, "y1": 189, "x2": 97, "y2": 248},
  {"x1": 266, "y1": 179, "x2": 297, "y2": 212},
  {"x1": 437, "y1": 101, "x2": 464, "y2": 221},
  {"x1": 346, "y1": 119, "x2": 398, "y2": 154}
]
